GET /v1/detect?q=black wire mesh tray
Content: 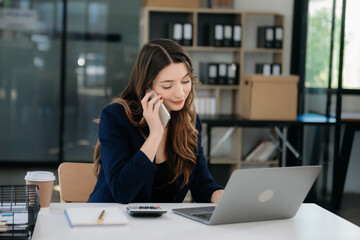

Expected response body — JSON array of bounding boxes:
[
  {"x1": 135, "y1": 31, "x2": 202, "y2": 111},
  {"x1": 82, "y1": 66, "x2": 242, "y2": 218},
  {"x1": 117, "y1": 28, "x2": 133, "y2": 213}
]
[{"x1": 0, "y1": 185, "x2": 40, "y2": 240}]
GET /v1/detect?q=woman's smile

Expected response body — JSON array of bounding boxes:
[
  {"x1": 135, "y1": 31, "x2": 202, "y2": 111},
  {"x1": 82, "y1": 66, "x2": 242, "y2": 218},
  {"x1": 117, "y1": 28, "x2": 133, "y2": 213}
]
[{"x1": 171, "y1": 100, "x2": 184, "y2": 105}]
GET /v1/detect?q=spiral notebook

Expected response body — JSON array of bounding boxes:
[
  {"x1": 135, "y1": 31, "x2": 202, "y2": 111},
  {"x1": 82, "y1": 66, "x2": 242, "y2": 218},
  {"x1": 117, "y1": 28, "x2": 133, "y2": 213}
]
[{"x1": 64, "y1": 207, "x2": 128, "y2": 227}]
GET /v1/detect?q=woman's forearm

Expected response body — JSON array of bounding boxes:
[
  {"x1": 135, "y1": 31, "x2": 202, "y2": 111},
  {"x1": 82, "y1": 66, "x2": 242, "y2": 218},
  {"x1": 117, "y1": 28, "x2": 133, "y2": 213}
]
[{"x1": 211, "y1": 189, "x2": 224, "y2": 203}]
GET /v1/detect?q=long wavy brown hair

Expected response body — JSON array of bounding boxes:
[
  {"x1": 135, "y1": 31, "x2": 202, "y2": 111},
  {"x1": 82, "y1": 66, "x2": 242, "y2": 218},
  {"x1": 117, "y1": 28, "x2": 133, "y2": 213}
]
[{"x1": 94, "y1": 39, "x2": 200, "y2": 187}]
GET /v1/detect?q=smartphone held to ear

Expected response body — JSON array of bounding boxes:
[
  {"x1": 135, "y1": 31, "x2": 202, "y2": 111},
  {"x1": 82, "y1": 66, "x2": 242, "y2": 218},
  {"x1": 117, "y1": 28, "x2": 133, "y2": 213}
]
[{"x1": 148, "y1": 89, "x2": 171, "y2": 128}]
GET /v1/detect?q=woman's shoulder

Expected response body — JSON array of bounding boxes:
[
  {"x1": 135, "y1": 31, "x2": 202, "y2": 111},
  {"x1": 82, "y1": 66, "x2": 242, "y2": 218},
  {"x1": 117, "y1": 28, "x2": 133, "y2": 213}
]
[
  {"x1": 100, "y1": 103, "x2": 130, "y2": 126},
  {"x1": 102, "y1": 102, "x2": 125, "y2": 114}
]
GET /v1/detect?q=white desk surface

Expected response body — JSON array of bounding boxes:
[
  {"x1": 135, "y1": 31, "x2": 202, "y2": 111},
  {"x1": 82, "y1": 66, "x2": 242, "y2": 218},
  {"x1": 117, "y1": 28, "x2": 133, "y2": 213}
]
[{"x1": 32, "y1": 203, "x2": 360, "y2": 240}]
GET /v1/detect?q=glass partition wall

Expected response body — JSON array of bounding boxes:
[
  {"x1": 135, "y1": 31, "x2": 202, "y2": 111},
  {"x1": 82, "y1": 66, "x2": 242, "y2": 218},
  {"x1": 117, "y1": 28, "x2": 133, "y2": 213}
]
[
  {"x1": 301, "y1": 0, "x2": 342, "y2": 209},
  {"x1": 300, "y1": 0, "x2": 360, "y2": 210},
  {"x1": 0, "y1": 0, "x2": 141, "y2": 164},
  {"x1": 0, "y1": 0, "x2": 62, "y2": 163}
]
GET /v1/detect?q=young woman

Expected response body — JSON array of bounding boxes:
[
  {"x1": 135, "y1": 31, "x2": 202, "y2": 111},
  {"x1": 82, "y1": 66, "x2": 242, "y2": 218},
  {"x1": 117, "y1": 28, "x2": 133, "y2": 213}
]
[{"x1": 88, "y1": 39, "x2": 224, "y2": 204}]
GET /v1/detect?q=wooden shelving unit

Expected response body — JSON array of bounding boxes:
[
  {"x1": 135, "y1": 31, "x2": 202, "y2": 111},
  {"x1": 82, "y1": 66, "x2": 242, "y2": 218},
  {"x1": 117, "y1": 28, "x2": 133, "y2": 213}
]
[{"x1": 140, "y1": 6, "x2": 285, "y2": 170}]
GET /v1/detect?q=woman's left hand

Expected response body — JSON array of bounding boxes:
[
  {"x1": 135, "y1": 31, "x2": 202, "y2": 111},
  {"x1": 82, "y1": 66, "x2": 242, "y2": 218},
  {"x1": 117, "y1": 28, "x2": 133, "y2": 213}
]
[{"x1": 211, "y1": 189, "x2": 224, "y2": 203}]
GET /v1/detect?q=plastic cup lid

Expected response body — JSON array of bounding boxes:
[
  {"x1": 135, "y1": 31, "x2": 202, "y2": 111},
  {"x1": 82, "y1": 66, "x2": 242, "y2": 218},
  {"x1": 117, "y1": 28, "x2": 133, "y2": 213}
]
[{"x1": 24, "y1": 171, "x2": 56, "y2": 182}]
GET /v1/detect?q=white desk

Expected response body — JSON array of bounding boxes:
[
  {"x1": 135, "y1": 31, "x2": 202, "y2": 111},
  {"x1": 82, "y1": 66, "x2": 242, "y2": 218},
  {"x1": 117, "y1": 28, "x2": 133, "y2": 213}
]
[{"x1": 32, "y1": 203, "x2": 360, "y2": 240}]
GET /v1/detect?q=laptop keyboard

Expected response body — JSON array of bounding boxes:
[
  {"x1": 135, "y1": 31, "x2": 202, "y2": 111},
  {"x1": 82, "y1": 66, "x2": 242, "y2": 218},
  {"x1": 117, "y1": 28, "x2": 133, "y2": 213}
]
[{"x1": 192, "y1": 212, "x2": 213, "y2": 221}]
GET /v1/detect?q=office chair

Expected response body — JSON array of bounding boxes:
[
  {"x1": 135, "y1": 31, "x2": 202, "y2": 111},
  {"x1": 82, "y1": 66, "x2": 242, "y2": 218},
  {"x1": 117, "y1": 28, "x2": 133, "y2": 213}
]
[{"x1": 58, "y1": 162, "x2": 97, "y2": 203}]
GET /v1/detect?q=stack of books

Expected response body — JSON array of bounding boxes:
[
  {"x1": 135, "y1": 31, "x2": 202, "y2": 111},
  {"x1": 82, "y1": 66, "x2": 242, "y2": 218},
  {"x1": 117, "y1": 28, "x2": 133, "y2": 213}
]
[
  {"x1": 194, "y1": 96, "x2": 216, "y2": 115},
  {"x1": 244, "y1": 139, "x2": 278, "y2": 162}
]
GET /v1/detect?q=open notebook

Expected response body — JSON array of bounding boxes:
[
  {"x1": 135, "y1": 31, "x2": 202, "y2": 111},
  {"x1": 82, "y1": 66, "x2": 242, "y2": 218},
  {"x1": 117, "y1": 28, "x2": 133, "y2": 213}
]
[{"x1": 64, "y1": 207, "x2": 128, "y2": 227}]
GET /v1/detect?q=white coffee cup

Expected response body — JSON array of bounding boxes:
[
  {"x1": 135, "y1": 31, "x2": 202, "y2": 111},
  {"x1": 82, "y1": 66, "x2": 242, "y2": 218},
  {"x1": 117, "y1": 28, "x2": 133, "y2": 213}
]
[{"x1": 25, "y1": 171, "x2": 56, "y2": 208}]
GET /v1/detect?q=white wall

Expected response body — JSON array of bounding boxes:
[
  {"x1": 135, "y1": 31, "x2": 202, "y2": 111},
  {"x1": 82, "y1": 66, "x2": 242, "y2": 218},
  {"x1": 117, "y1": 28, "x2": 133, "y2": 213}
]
[{"x1": 234, "y1": 0, "x2": 294, "y2": 75}]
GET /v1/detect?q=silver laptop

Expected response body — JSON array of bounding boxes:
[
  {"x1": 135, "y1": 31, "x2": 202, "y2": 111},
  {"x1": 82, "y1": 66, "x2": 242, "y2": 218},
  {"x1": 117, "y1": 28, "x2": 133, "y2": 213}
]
[{"x1": 173, "y1": 166, "x2": 322, "y2": 225}]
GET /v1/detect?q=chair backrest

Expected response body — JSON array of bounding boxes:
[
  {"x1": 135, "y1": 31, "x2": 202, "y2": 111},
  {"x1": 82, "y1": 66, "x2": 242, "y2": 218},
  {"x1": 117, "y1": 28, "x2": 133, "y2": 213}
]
[{"x1": 58, "y1": 162, "x2": 97, "y2": 203}]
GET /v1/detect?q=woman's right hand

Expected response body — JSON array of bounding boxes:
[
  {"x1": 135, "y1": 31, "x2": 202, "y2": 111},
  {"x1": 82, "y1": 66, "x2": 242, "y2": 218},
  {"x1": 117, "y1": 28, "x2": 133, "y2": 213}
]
[{"x1": 141, "y1": 90, "x2": 164, "y2": 137}]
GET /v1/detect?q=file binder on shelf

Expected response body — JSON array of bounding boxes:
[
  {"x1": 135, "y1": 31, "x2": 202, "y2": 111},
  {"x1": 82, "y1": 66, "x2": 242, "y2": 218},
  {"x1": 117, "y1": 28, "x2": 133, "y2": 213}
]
[
  {"x1": 200, "y1": 62, "x2": 218, "y2": 85},
  {"x1": 227, "y1": 63, "x2": 239, "y2": 85},
  {"x1": 255, "y1": 63, "x2": 271, "y2": 75},
  {"x1": 200, "y1": 63, "x2": 208, "y2": 84},
  {"x1": 256, "y1": 63, "x2": 282, "y2": 75},
  {"x1": 271, "y1": 63, "x2": 282, "y2": 75},
  {"x1": 217, "y1": 63, "x2": 227, "y2": 85},
  {"x1": 208, "y1": 64, "x2": 218, "y2": 84},
  {"x1": 223, "y1": 24, "x2": 233, "y2": 47},
  {"x1": 274, "y1": 26, "x2": 283, "y2": 49},
  {"x1": 232, "y1": 24, "x2": 241, "y2": 47},
  {"x1": 168, "y1": 22, "x2": 183, "y2": 45},
  {"x1": 201, "y1": 62, "x2": 239, "y2": 85},
  {"x1": 208, "y1": 24, "x2": 224, "y2": 47},
  {"x1": 257, "y1": 26, "x2": 274, "y2": 48},
  {"x1": 183, "y1": 23, "x2": 193, "y2": 46}
]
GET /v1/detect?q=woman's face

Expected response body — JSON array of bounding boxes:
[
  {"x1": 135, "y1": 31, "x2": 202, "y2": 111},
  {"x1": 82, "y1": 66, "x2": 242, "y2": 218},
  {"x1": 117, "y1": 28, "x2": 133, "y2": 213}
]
[{"x1": 151, "y1": 62, "x2": 192, "y2": 112}]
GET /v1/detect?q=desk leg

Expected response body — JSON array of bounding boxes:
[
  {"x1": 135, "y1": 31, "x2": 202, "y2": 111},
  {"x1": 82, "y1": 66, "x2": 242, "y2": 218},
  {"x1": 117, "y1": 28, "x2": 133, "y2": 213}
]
[{"x1": 332, "y1": 123, "x2": 356, "y2": 211}]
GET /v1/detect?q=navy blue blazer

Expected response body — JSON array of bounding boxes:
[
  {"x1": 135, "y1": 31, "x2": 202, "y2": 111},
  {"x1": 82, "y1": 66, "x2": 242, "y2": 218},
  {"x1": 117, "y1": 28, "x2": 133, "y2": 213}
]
[{"x1": 88, "y1": 103, "x2": 223, "y2": 203}]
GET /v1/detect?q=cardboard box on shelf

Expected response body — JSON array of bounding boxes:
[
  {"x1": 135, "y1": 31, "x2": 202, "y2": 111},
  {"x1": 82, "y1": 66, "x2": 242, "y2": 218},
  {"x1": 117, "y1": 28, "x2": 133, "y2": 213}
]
[
  {"x1": 210, "y1": 0, "x2": 233, "y2": 8},
  {"x1": 143, "y1": 0, "x2": 201, "y2": 8},
  {"x1": 239, "y1": 75, "x2": 299, "y2": 120}
]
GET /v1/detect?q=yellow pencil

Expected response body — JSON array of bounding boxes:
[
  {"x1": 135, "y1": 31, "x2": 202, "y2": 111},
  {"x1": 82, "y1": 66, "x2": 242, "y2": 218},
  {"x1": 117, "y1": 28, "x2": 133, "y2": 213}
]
[{"x1": 96, "y1": 210, "x2": 105, "y2": 224}]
